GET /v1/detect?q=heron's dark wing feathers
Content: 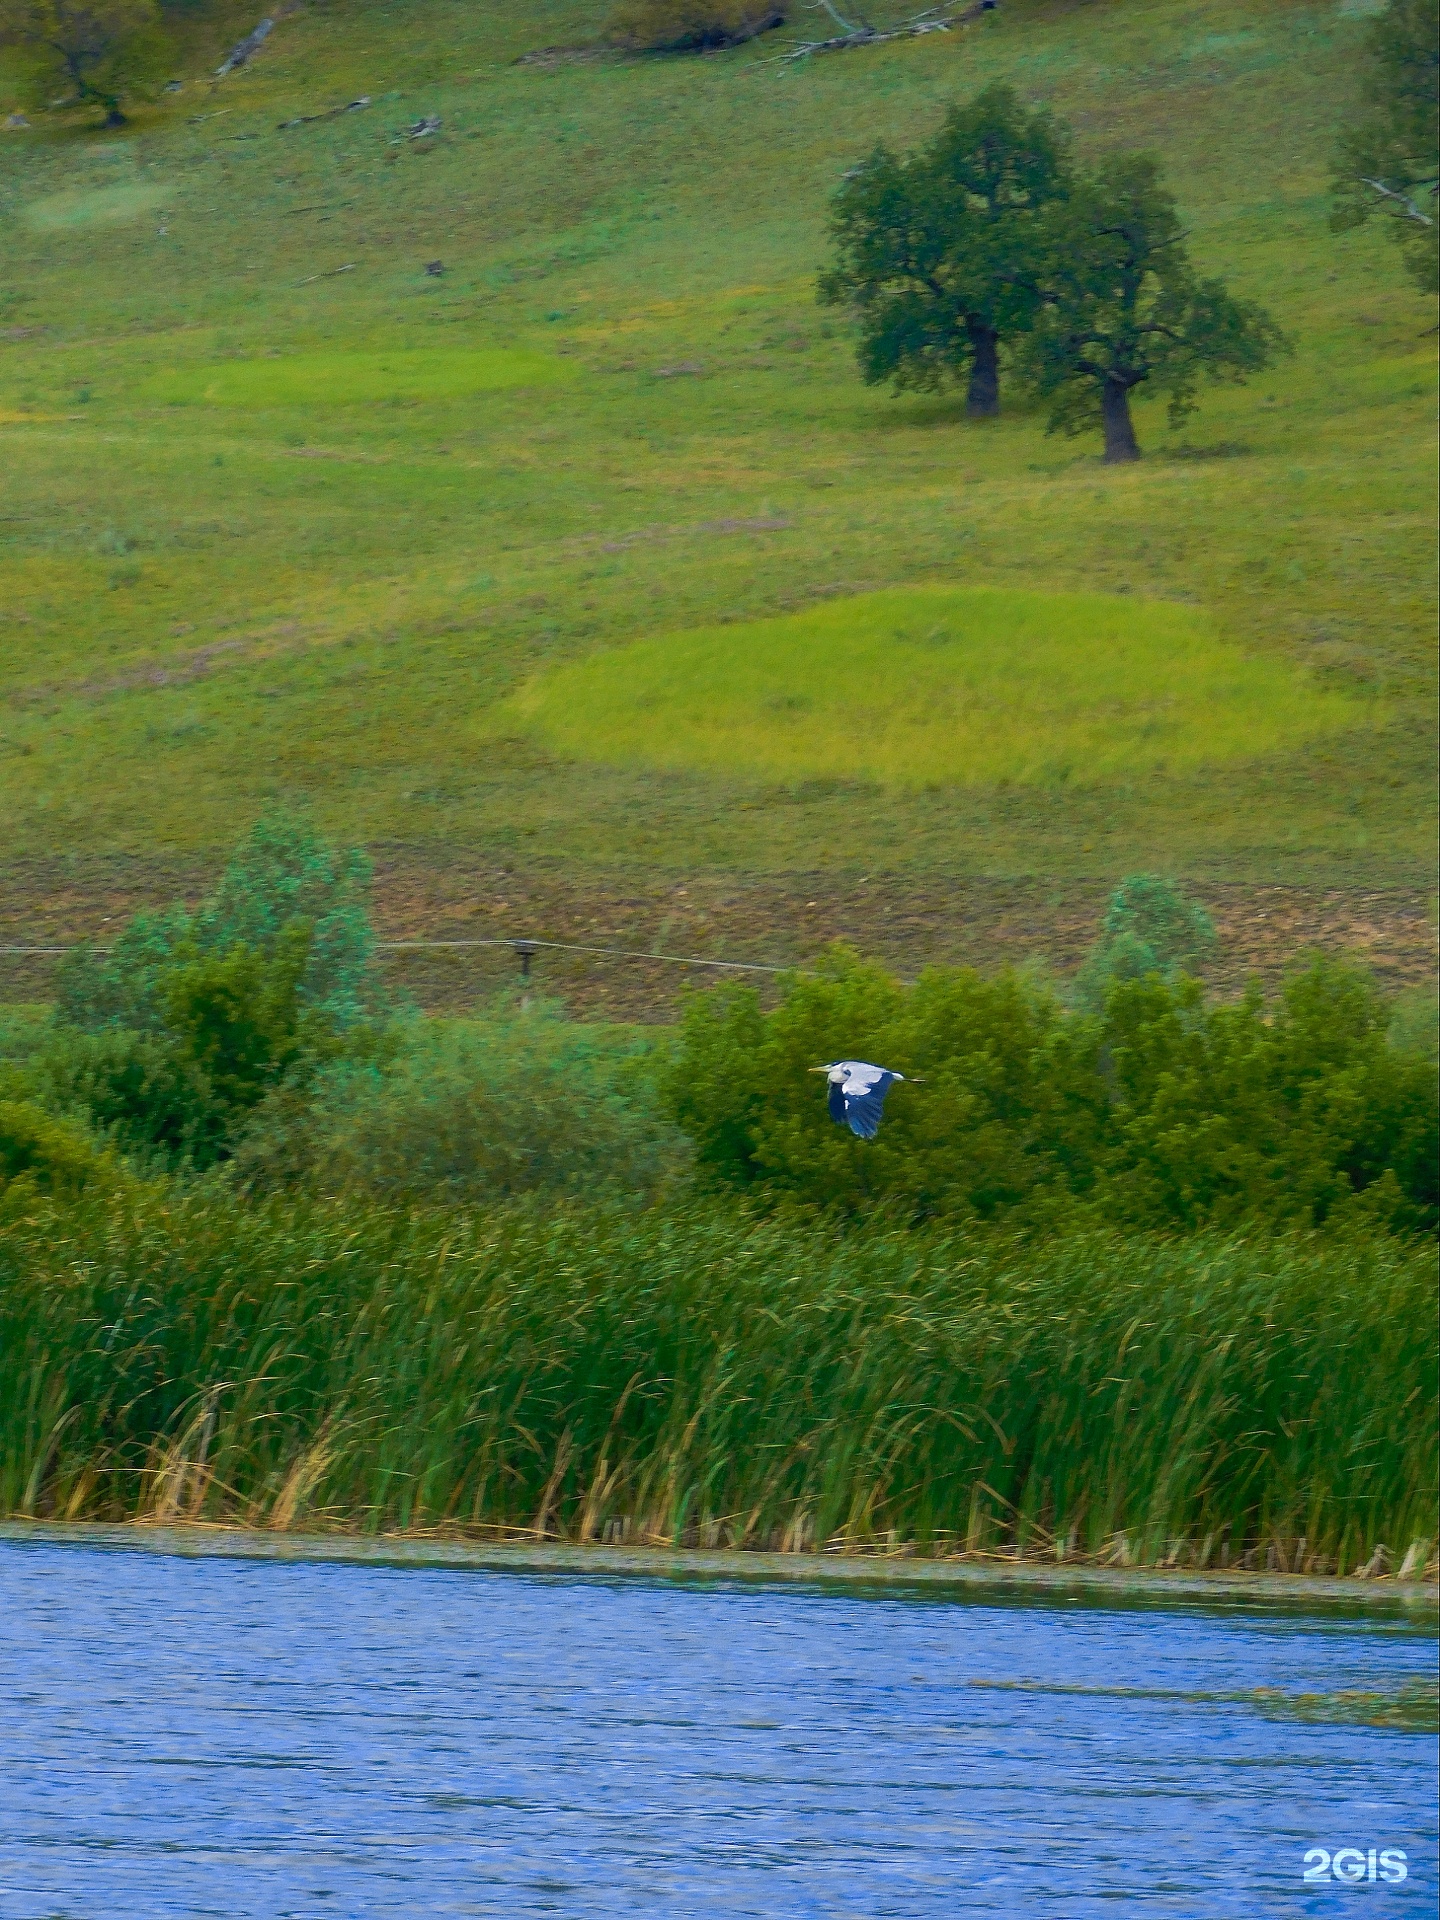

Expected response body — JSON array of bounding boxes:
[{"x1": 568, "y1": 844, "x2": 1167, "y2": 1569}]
[
  {"x1": 844, "y1": 1090, "x2": 887, "y2": 1139},
  {"x1": 827, "y1": 1081, "x2": 848, "y2": 1125}
]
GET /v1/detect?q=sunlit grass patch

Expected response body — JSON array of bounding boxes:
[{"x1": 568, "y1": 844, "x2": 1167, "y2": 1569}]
[
  {"x1": 491, "y1": 587, "x2": 1376, "y2": 789},
  {"x1": 146, "y1": 347, "x2": 581, "y2": 408}
]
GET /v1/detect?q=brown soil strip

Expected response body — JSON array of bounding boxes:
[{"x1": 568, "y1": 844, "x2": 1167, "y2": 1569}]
[{"x1": 2, "y1": 852, "x2": 1434, "y2": 1021}]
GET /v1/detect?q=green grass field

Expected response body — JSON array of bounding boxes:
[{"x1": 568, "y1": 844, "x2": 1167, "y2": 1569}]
[{"x1": 1, "y1": 0, "x2": 1436, "y2": 1009}]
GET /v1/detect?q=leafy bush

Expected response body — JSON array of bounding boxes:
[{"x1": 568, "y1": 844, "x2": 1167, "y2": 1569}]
[
  {"x1": 43, "y1": 813, "x2": 384, "y2": 1171},
  {"x1": 56, "y1": 810, "x2": 380, "y2": 1034},
  {"x1": 0, "y1": 1099, "x2": 107, "y2": 1198},
  {"x1": 42, "y1": 928, "x2": 349, "y2": 1171},
  {"x1": 39, "y1": 1026, "x2": 215, "y2": 1166},
  {"x1": 1390, "y1": 984, "x2": 1439, "y2": 1062},
  {"x1": 605, "y1": 0, "x2": 784, "y2": 52},
  {"x1": 232, "y1": 1001, "x2": 686, "y2": 1202},
  {"x1": 1073, "y1": 873, "x2": 1217, "y2": 1011},
  {"x1": 664, "y1": 948, "x2": 1437, "y2": 1232}
]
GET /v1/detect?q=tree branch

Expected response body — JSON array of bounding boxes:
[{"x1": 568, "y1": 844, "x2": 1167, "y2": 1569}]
[
  {"x1": 776, "y1": 0, "x2": 995, "y2": 63},
  {"x1": 1359, "y1": 176, "x2": 1435, "y2": 226}
]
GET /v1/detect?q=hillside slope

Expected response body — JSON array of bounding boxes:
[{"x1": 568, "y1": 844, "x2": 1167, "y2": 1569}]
[{"x1": 1, "y1": 0, "x2": 1435, "y2": 1012}]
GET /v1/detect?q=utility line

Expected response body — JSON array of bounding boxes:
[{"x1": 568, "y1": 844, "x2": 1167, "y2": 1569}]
[{"x1": 0, "y1": 935, "x2": 806, "y2": 976}]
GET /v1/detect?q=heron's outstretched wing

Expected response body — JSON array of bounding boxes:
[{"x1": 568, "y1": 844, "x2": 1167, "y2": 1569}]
[{"x1": 842, "y1": 1068, "x2": 896, "y2": 1139}]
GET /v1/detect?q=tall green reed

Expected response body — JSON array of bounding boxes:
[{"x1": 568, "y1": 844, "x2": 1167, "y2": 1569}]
[{"x1": 0, "y1": 1190, "x2": 1433, "y2": 1571}]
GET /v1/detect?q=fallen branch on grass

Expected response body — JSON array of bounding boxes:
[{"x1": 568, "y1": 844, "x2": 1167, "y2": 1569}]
[
  {"x1": 296, "y1": 263, "x2": 357, "y2": 285},
  {"x1": 776, "y1": 0, "x2": 995, "y2": 61},
  {"x1": 1359, "y1": 176, "x2": 1436, "y2": 227}
]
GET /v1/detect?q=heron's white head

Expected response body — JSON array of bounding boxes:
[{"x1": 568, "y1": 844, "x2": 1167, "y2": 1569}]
[{"x1": 809, "y1": 1063, "x2": 846, "y2": 1085}]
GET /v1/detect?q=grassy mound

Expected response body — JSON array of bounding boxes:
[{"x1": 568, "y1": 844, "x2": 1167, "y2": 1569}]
[
  {"x1": 493, "y1": 587, "x2": 1372, "y2": 787},
  {"x1": 149, "y1": 346, "x2": 581, "y2": 409}
]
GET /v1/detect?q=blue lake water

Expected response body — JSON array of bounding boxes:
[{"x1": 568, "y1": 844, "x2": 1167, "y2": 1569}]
[{"x1": 0, "y1": 1539, "x2": 1434, "y2": 1917}]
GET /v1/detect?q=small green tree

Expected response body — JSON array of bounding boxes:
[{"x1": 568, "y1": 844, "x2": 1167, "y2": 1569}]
[
  {"x1": 57, "y1": 810, "x2": 380, "y2": 1034},
  {"x1": 1026, "y1": 156, "x2": 1287, "y2": 461},
  {"x1": 1073, "y1": 875, "x2": 1218, "y2": 1013},
  {"x1": 45, "y1": 928, "x2": 333, "y2": 1168},
  {"x1": 0, "y1": 0, "x2": 170, "y2": 127},
  {"x1": 820, "y1": 85, "x2": 1071, "y2": 418},
  {"x1": 1331, "y1": 0, "x2": 1439, "y2": 294}
]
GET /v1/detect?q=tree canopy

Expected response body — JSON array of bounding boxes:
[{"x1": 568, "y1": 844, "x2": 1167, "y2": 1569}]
[
  {"x1": 819, "y1": 84, "x2": 1071, "y2": 418},
  {"x1": 0, "y1": 0, "x2": 170, "y2": 126},
  {"x1": 1025, "y1": 156, "x2": 1287, "y2": 461},
  {"x1": 1331, "y1": 0, "x2": 1439, "y2": 293}
]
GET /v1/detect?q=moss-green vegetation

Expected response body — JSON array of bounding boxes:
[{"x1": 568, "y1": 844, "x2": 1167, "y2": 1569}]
[
  {"x1": 148, "y1": 345, "x2": 581, "y2": 408},
  {"x1": 0, "y1": 0, "x2": 1434, "y2": 909},
  {"x1": 1, "y1": 1191, "x2": 1432, "y2": 1564},
  {"x1": 3, "y1": 820, "x2": 1433, "y2": 1556},
  {"x1": 495, "y1": 587, "x2": 1373, "y2": 788}
]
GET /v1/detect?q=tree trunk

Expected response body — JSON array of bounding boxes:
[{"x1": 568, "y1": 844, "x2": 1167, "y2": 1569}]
[
  {"x1": 966, "y1": 324, "x2": 1000, "y2": 419},
  {"x1": 1101, "y1": 379, "x2": 1140, "y2": 462}
]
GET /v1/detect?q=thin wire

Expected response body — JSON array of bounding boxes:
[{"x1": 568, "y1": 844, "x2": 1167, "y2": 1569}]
[
  {"x1": 0, "y1": 935, "x2": 805, "y2": 976},
  {"x1": 376, "y1": 937, "x2": 797, "y2": 974}
]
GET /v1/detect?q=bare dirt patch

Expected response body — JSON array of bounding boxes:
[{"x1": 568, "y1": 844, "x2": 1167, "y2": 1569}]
[{"x1": 4, "y1": 850, "x2": 1432, "y2": 1022}]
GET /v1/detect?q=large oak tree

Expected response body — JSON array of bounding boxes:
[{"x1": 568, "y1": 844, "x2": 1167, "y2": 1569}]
[
  {"x1": 0, "y1": 0, "x2": 170, "y2": 126},
  {"x1": 1025, "y1": 156, "x2": 1286, "y2": 463},
  {"x1": 819, "y1": 84, "x2": 1071, "y2": 419}
]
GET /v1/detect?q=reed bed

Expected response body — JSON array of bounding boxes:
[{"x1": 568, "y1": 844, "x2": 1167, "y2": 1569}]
[{"x1": 0, "y1": 1190, "x2": 1433, "y2": 1574}]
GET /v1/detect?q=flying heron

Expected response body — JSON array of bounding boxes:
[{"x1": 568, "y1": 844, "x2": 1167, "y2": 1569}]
[{"x1": 810, "y1": 1061, "x2": 914, "y2": 1140}]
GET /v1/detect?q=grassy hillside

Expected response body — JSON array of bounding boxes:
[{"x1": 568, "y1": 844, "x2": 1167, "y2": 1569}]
[{"x1": 1, "y1": 0, "x2": 1435, "y2": 1014}]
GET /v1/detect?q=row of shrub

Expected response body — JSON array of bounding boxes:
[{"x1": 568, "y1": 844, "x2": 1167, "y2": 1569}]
[
  {"x1": 1, "y1": 816, "x2": 1434, "y2": 1235},
  {"x1": 667, "y1": 954, "x2": 1438, "y2": 1232},
  {"x1": 1, "y1": 1187, "x2": 1432, "y2": 1567}
]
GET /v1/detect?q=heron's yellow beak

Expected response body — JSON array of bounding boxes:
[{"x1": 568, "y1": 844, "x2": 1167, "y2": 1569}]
[{"x1": 808, "y1": 1066, "x2": 828, "y2": 1073}]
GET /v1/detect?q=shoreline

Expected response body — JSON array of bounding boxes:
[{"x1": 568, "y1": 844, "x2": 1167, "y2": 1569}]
[{"x1": 3, "y1": 1520, "x2": 1435, "y2": 1617}]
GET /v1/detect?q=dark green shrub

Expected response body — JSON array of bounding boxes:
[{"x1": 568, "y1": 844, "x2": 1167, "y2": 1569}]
[
  {"x1": 666, "y1": 948, "x2": 1109, "y2": 1220},
  {"x1": 1098, "y1": 967, "x2": 1436, "y2": 1232},
  {"x1": 43, "y1": 928, "x2": 345, "y2": 1171},
  {"x1": 665, "y1": 949, "x2": 1437, "y2": 1232},
  {"x1": 39, "y1": 1026, "x2": 216, "y2": 1165},
  {"x1": 605, "y1": 0, "x2": 784, "y2": 52}
]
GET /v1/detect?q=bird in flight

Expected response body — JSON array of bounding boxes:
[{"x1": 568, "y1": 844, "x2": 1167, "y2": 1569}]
[{"x1": 810, "y1": 1061, "x2": 911, "y2": 1139}]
